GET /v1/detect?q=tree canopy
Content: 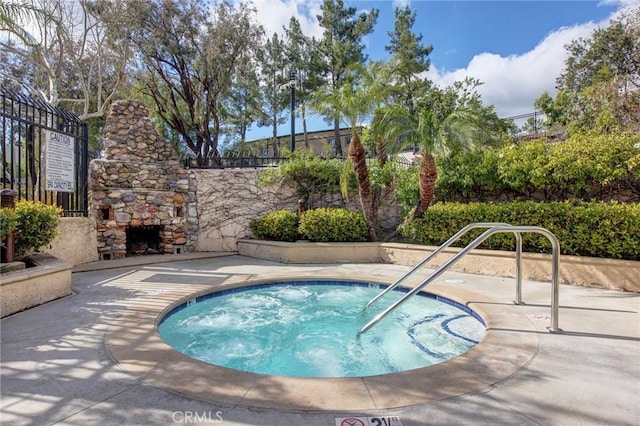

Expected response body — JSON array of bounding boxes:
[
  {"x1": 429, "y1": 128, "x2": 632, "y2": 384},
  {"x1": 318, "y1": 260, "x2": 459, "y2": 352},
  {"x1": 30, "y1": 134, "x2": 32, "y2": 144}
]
[
  {"x1": 2, "y1": 0, "x2": 595, "y2": 163},
  {"x1": 536, "y1": 8, "x2": 640, "y2": 133}
]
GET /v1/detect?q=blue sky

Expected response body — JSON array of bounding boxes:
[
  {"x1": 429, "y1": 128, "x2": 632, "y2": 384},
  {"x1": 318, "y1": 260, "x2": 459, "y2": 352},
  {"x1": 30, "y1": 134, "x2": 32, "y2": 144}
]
[{"x1": 243, "y1": 0, "x2": 637, "y2": 141}]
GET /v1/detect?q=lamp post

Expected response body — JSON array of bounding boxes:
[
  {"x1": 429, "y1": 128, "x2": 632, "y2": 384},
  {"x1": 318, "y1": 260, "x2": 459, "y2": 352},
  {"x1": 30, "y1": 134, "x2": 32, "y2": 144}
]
[{"x1": 289, "y1": 70, "x2": 296, "y2": 153}]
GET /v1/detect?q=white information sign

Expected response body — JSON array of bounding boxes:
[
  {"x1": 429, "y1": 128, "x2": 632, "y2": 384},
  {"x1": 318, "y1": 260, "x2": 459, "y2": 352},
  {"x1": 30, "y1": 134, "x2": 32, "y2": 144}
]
[{"x1": 45, "y1": 130, "x2": 75, "y2": 193}]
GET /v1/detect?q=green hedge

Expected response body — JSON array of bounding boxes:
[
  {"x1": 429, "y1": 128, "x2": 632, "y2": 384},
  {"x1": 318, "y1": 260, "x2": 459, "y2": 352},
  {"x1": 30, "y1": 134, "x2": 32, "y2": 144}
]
[
  {"x1": 249, "y1": 210, "x2": 299, "y2": 242},
  {"x1": 250, "y1": 208, "x2": 369, "y2": 243},
  {"x1": 401, "y1": 201, "x2": 640, "y2": 260},
  {"x1": 299, "y1": 208, "x2": 369, "y2": 242}
]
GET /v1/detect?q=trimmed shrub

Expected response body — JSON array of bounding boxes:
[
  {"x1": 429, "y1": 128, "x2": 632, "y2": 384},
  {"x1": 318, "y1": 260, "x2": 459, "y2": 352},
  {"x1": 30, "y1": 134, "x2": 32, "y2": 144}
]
[
  {"x1": 249, "y1": 210, "x2": 299, "y2": 242},
  {"x1": 299, "y1": 208, "x2": 369, "y2": 242},
  {"x1": 13, "y1": 201, "x2": 62, "y2": 257},
  {"x1": 401, "y1": 201, "x2": 640, "y2": 260}
]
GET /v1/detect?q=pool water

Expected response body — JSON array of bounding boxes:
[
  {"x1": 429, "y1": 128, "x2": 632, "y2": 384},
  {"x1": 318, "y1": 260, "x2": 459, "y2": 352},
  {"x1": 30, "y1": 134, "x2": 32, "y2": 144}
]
[{"x1": 158, "y1": 281, "x2": 485, "y2": 378}]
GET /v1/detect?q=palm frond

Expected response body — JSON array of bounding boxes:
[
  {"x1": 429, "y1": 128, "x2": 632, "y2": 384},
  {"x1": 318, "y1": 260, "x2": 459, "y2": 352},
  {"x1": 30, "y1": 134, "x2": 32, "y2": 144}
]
[
  {"x1": 339, "y1": 157, "x2": 353, "y2": 201},
  {"x1": 0, "y1": 2, "x2": 54, "y2": 28}
]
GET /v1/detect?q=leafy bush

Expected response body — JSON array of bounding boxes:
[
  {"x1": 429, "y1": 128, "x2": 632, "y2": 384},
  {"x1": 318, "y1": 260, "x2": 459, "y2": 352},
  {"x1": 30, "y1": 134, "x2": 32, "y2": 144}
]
[
  {"x1": 12, "y1": 201, "x2": 62, "y2": 256},
  {"x1": 393, "y1": 166, "x2": 420, "y2": 216},
  {"x1": 299, "y1": 208, "x2": 369, "y2": 242},
  {"x1": 435, "y1": 131, "x2": 640, "y2": 201},
  {"x1": 0, "y1": 208, "x2": 17, "y2": 241},
  {"x1": 368, "y1": 161, "x2": 396, "y2": 191},
  {"x1": 548, "y1": 131, "x2": 640, "y2": 191},
  {"x1": 259, "y1": 150, "x2": 347, "y2": 206},
  {"x1": 497, "y1": 140, "x2": 553, "y2": 194},
  {"x1": 401, "y1": 201, "x2": 640, "y2": 260},
  {"x1": 249, "y1": 210, "x2": 298, "y2": 242},
  {"x1": 436, "y1": 148, "x2": 502, "y2": 200}
]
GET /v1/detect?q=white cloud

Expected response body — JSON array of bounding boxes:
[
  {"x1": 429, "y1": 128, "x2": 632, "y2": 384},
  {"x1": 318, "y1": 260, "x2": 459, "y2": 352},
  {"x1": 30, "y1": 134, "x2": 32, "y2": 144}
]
[
  {"x1": 243, "y1": 0, "x2": 323, "y2": 38},
  {"x1": 393, "y1": 0, "x2": 411, "y2": 9},
  {"x1": 426, "y1": 20, "x2": 607, "y2": 117},
  {"x1": 598, "y1": 0, "x2": 640, "y2": 9}
]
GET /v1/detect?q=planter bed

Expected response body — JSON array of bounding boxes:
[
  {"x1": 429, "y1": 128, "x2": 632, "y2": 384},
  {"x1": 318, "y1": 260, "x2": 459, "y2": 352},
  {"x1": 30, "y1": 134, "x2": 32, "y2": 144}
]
[{"x1": 0, "y1": 253, "x2": 72, "y2": 317}]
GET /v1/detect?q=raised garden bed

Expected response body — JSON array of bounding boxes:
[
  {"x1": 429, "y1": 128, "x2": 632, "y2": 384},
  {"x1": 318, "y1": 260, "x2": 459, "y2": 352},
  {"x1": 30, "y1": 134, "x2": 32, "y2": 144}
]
[{"x1": 0, "y1": 253, "x2": 72, "y2": 318}]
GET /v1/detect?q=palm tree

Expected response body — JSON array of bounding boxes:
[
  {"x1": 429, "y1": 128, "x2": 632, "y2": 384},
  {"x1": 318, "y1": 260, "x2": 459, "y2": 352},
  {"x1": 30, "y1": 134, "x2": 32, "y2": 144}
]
[
  {"x1": 310, "y1": 62, "x2": 389, "y2": 240},
  {"x1": 381, "y1": 104, "x2": 482, "y2": 221}
]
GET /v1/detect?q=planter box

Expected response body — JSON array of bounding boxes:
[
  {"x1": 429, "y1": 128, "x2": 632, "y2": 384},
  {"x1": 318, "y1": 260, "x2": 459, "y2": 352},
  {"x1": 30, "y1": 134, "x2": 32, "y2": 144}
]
[
  {"x1": 237, "y1": 239, "x2": 639, "y2": 293},
  {"x1": 0, "y1": 253, "x2": 72, "y2": 318}
]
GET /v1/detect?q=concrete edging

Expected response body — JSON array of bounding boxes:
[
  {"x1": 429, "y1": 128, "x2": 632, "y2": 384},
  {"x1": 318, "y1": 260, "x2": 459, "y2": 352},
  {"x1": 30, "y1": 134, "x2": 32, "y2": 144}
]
[
  {"x1": 237, "y1": 239, "x2": 640, "y2": 292},
  {"x1": 0, "y1": 253, "x2": 72, "y2": 317}
]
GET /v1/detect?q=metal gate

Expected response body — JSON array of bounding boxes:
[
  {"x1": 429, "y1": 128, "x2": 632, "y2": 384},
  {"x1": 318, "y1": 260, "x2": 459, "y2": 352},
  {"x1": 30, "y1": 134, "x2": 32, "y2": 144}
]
[{"x1": 1, "y1": 88, "x2": 89, "y2": 217}]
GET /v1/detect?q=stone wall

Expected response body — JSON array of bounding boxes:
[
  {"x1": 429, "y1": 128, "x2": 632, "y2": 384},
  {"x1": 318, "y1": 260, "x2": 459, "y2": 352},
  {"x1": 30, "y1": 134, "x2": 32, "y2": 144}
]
[
  {"x1": 195, "y1": 169, "x2": 297, "y2": 252},
  {"x1": 194, "y1": 168, "x2": 402, "y2": 252},
  {"x1": 88, "y1": 100, "x2": 198, "y2": 259}
]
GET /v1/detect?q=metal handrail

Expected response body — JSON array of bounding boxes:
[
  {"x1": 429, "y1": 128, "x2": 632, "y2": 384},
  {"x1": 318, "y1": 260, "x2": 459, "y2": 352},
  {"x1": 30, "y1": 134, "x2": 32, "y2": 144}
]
[
  {"x1": 366, "y1": 222, "x2": 524, "y2": 308},
  {"x1": 359, "y1": 226, "x2": 561, "y2": 334}
]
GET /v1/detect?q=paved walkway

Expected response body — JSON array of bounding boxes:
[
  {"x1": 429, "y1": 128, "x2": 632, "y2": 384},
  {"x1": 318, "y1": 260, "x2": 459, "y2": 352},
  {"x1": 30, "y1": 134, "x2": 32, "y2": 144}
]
[{"x1": 1, "y1": 254, "x2": 639, "y2": 425}]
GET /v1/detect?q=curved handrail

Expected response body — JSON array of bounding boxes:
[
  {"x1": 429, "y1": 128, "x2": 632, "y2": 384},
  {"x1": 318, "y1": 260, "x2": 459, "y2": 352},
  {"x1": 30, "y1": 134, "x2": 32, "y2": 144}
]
[
  {"x1": 359, "y1": 226, "x2": 561, "y2": 334},
  {"x1": 366, "y1": 222, "x2": 521, "y2": 308}
]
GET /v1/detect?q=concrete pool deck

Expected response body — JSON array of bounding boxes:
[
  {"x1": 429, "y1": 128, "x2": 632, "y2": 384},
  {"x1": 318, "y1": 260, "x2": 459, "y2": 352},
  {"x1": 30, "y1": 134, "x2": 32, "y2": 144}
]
[{"x1": 1, "y1": 253, "x2": 639, "y2": 425}]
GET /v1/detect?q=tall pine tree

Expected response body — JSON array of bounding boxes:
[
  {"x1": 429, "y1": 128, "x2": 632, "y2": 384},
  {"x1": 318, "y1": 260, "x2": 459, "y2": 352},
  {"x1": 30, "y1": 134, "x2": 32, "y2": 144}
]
[
  {"x1": 316, "y1": 0, "x2": 378, "y2": 156},
  {"x1": 284, "y1": 17, "x2": 324, "y2": 149},
  {"x1": 220, "y1": 64, "x2": 263, "y2": 149},
  {"x1": 257, "y1": 33, "x2": 289, "y2": 157},
  {"x1": 385, "y1": 5, "x2": 433, "y2": 113}
]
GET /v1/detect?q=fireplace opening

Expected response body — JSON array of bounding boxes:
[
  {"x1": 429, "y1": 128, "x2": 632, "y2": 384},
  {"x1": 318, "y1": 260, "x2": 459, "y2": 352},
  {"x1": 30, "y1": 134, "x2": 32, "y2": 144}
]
[{"x1": 126, "y1": 225, "x2": 164, "y2": 256}]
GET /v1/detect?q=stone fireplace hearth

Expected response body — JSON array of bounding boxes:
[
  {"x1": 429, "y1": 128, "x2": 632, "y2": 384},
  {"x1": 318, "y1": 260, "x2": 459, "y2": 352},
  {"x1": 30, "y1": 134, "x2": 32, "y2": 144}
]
[
  {"x1": 126, "y1": 225, "x2": 164, "y2": 256},
  {"x1": 88, "y1": 100, "x2": 198, "y2": 259}
]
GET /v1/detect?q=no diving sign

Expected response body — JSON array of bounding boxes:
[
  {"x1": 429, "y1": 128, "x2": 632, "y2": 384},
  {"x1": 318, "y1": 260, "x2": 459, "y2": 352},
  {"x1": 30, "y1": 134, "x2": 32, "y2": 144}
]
[{"x1": 335, "y1": 416, "x2": 403, "y2": 426}]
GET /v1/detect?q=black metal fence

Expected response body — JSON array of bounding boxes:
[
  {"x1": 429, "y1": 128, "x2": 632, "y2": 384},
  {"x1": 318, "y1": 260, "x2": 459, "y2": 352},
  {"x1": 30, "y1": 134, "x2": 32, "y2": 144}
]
[
  {"x1": 184, "y1": 156, "x2": 289, "y2": 169},
  {"x1": 183, "y1": 111, "x2": 559, "y2": 170},
  {"x1": 1, "y1": 88, "x2": 89, "y2": 217},
  {"x1": 503, "y1": 111, "x2": 549, "y2": 139}
]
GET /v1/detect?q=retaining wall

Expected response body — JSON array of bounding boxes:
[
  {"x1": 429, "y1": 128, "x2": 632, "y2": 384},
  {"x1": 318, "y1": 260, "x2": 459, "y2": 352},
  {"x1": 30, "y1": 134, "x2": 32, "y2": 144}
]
[{"x1": 237, "y1": 239, "x2": 639, "y2": 292}]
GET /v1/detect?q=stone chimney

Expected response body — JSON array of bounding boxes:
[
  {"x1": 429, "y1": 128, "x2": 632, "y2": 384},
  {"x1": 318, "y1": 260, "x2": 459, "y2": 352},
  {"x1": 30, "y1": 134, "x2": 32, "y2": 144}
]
[{"x1": 88, "y1": 100, "x2": 198, "y2": 259}]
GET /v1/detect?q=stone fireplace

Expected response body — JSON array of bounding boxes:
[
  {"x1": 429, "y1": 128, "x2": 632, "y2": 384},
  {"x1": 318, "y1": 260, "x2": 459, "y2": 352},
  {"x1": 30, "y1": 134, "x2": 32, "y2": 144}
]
[
  {"x1": 88, "y1": 100, "x2": 198, "y2": 259},
  {"x1": 126, "y1": 225, "x2": 163, "y2": 255}
]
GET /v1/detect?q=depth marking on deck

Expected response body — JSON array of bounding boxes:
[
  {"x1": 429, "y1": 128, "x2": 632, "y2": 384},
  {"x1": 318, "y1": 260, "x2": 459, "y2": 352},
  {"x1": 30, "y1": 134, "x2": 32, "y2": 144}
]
[{"x1": 335, "y1": 416, "x2": 403, "y2": 426}]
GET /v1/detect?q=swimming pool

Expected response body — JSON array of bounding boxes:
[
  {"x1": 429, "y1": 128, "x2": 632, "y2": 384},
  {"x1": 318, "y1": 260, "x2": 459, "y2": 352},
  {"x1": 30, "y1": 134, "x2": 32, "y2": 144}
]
[{"x1": 158, "y1": 280, "x2": 486, "y2": 377}]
